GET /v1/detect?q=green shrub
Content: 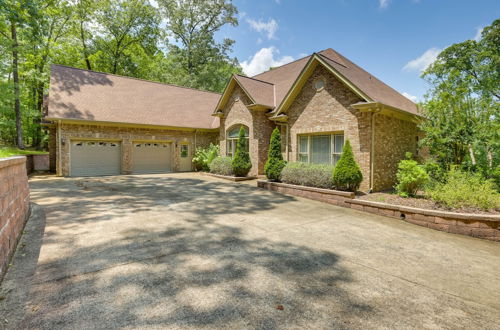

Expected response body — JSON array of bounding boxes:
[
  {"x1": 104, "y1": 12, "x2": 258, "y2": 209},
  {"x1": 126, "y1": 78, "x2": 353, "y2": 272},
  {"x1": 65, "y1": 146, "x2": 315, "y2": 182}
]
[
  {"x1": 192, "y1": 143, "x2": 219, "y2": 171},
  {"x1": 231, "y1": 126, "x2": 252, "y2": 176},
  {"x1": 332, "y1": 140, "x2": 363, "y2": 192},
  {"x1": 395, "y1": 153, "x2": 430, "y2": 197},
  {"x1": 281, "y1": 162, "x2": 335, "y2": 189},
  {"x1": 264, "y1": 127, "x2": 286, "y2": 181},
  {"x1": 423, "y1": 159, "x2": 447, "y2": 185},
  {"x1": 209, "y1": 156, "x2": 233, "y2": 176},
  {"x1": 427, "y1": 168, "x2": 499, "y2": 211}
]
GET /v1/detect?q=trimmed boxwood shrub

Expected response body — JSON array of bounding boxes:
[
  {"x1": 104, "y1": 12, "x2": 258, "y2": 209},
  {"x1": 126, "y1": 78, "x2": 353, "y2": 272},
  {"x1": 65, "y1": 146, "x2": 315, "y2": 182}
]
[
  {"x1": 232, "y1": 126, "x2": 252, "y2": 176},
  {"x1": 281, "y1": 162, "x2": 335, "y2": 189},
  {"x1": 209, "y1": 156, "x2": 233, "y2": 176},
  {"x1": 332, "y1": 139, "x2": 363, "y2": 192},
  {"x1": 264, "y1": 127, "x2": 286, "y2": 181}
]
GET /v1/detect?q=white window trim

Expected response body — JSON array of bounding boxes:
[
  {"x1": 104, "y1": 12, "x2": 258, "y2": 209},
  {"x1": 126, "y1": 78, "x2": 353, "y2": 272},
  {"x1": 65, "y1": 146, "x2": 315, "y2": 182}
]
[
  {"x1": 226, "y1": 126, "x2": 249, "y2": 157},
  {"x1": 297, "y1": 133, "x2": 344, "y2": 165}
]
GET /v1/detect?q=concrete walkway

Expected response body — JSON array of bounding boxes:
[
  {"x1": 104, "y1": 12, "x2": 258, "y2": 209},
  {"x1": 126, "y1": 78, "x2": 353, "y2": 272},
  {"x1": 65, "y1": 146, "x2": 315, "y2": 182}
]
[{"x1": 1, "y1": 173, "x2": 499, "y2": 329}]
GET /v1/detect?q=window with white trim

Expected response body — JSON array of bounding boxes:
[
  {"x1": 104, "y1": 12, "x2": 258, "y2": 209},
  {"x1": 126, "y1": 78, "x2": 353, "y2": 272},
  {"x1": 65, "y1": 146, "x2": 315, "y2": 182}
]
[
  {"x1": 226, "y1": 125, "x2": 249, "y2": 157},
  {"x1": 298, "y1": 134, "x2": 344, "y2": 166}
]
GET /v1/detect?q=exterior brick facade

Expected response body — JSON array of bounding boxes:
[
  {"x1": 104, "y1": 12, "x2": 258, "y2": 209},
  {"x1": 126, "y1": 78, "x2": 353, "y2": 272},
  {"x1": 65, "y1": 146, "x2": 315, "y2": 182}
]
[
  {"x1": 219, "y1": 85, "x2": 275, "y2": 176},
  {"x1": 52, "y1": 123, "x2": 218, "y2": 176},
  {"x1": 217, "y1": 64, "x2": 421, "y2": 191},
  {"x1": 0, "y1": 157, "x2": 30, "y2": 280}
]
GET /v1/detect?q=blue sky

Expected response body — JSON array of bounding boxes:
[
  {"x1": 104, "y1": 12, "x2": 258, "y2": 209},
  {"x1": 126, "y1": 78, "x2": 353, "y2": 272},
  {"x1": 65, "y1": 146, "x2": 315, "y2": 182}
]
[{"x1": 216, "y1": 0, "x2": 500, "y2": 102}]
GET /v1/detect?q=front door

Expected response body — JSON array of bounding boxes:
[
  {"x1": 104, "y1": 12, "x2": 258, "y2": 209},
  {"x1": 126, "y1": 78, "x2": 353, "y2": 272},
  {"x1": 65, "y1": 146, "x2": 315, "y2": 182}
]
[{"x1": 179, "y1": 144, "x2": 192, "y2": 171}]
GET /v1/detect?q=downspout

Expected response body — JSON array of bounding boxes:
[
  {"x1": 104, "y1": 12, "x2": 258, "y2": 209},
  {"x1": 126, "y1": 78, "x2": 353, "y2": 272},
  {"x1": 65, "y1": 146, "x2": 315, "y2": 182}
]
[
  {"x1": 286, "y1": 123, "x2": 289, "y2": 161},
  {"x1": 57, "y1": 119, "x2": 62, "y2": 176},
  {"x1": 369, "y1": 110, "x2": 376, "y2": 193},
  {"x1": 194, "y1": 129, "x2": 197, "y2": 151}
]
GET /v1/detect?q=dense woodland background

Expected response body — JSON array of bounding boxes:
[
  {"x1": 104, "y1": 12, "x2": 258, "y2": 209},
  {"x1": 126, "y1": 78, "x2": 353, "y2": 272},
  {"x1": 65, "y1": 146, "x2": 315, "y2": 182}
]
[
  {"x1": 0, "y1": 1, "x2": 498, "y2": 176},
  {"x1": 0, "y1": 0, "x2": 242, "y2": 149}
]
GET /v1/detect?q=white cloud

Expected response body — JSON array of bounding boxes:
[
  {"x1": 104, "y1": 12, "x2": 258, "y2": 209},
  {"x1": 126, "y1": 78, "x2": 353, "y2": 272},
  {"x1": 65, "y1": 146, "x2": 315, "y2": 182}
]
[
  {"x1": 474, "y1": 27, "x2": 484, "y2": 41},
  {"x1": 402, "y1": 92, "x2": 418, "y2": 102},
  {"x1": 241, "y1": 47, "x2": 294, "y2": 76},
  {"x1": 379, "y1": 0, "x2": 390, "y2": 8},
  {"x1": 246, "y1": 18, "x2": 278, "y2": 39},
  {"x1": 403, "y1": 47, "x2": 441, "y2": 72}
]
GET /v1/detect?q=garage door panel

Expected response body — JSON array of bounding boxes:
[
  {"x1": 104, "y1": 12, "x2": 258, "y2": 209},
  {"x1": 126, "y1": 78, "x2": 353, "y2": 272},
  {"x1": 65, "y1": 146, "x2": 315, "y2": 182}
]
[
  {"x1": 132, "y1": 142, "x2": 171, "y2": 174},
  {"x1": 70, "y1": 141, "x2": 121, "y2": 176}
]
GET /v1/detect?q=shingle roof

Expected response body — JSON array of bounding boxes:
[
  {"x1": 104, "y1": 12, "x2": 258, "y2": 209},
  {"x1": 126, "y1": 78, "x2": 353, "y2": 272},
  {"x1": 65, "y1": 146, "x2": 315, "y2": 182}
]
[
  {"x1": 318, "y1": 49, "x2": 419, "y2": 115},
  {"x1": 242, "y1": 48, "x2": 419, "y2": 116},
  {"x1": 47, "y1": 64, "x2": 221, "y2": 129},
  {"x1": 233, "y1": 75, "x2": 275, "y2": 107}
]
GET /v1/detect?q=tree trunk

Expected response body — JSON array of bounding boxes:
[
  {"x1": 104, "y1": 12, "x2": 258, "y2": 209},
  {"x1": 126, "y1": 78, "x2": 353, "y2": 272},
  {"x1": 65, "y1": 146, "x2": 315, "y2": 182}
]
[
  {"x1": 468, "y1": 144, "x2": 476, "y2": 166},
  {"x1": 11, "y1": 20, "x2": 25, "y2": 149},
  {"x1": 80, "y1": 21, "x2": 92, "y2": 70}
]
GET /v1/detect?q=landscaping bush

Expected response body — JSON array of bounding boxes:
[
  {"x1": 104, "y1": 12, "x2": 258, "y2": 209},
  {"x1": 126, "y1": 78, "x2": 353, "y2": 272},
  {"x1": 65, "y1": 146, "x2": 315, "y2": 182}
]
[
  {"x1": 281, "y1": 162, "x2": 335, "y2": 189},
  {"x1": 232, "y1": 126, "x2": 252, "y2": 176},
  {"x1": 209, "y1": 156, "x2": 233, "y2": 176},
  {"x1": 332, "y1": 139, "x2": 363, "y2": 192},
  {"x1": 264, "y1": 127, "x2": 286, "y2": 181},
  {"x1": 395, "y1": 152, "x2": 430, "y2": 197},
  {"x1": 192, "y1": 143, "x2": 219, "y2": 171},
  {"x1": 427, "y1": 168, "x2": 499, "y2": 211}
]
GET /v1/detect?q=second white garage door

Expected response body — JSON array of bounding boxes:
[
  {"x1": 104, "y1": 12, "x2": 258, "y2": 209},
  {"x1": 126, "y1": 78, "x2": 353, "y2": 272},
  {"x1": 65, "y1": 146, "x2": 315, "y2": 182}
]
[{"x1": 132, "y1": 142, "x2": 172, "y2": 174}]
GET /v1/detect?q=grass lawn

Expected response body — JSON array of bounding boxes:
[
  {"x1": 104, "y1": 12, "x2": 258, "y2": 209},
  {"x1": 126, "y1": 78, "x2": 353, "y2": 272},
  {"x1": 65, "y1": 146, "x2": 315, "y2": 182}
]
[{"x1": 0, "y1": 147, "x2": 48, "y2": 158}]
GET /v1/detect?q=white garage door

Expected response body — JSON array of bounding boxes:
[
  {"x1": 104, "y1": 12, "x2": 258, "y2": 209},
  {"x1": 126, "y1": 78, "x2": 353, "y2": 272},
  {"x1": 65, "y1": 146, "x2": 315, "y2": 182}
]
[
  {"x1": 70, "y1": 140, "x2": 121, "y2": 176},
  {"x1": 132, "y1": 142, "x2": 172, "y2": 174}
]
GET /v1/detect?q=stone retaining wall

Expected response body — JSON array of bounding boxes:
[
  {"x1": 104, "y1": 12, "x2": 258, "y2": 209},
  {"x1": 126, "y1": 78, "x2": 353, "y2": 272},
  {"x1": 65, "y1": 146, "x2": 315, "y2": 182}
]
[
  {"x1": 257, "y1": 180, "x2": 500, "y2": 241},
  {"x1": 257, "y1": 180, "x2": 355, "y2": 207},
  {"x1": 0, "y1": 157, "x2": 30, "y2": 280}
]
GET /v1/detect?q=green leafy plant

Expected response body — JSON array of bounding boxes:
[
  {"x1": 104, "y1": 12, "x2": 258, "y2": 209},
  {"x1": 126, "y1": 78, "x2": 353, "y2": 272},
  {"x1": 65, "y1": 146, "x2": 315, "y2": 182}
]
[
  {"x1": 427, "y1": 168, "x2": 499, "y2": 210},
  {"x1": 281, "y1": 162, "x2": 335, "y2": 189},
  {"x1": 395, "y1": 152, "x2": 430, "y2": 197},
  {"x1": 209, "y1": 156, "x2": 233, "y2": 176},
  {"x1": 231, "y1": 126, "x2": 252, "y2": 177},
  {"x1": 264, "y1": 127, "x2": 286, "y2": 181},
  {"x1": 332, "y1": 140, "x2": 363, "y2": 192},
  {"x1": 192, "y1": 143, "x2": 219, "y2": 171}
]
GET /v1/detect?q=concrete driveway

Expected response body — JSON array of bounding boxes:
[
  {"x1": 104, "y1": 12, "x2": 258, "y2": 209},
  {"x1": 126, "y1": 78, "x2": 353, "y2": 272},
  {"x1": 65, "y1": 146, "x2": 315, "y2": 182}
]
[{"x1": 1, "y1": 173, "x2": 499, "y2": 329}]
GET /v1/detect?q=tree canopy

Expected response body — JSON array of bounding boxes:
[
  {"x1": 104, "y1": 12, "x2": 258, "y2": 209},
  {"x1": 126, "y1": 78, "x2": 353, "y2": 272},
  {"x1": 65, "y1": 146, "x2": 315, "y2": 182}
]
[
  {"x1": 420, "y1": 19, "x2": 499, "y2": 174},
  {"x1": 0, "y1": 0, "x2": 241, "y2": 149}
]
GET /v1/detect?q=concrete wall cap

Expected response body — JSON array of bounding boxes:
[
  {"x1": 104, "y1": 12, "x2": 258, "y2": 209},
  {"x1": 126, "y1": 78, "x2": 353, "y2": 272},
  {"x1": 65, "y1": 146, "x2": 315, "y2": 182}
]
[
  {"x1": 346, "y1": 198, "x2": 500, "y2": 222},
  {"x1": 0, "y1": 156, "x2": 26, "y2": 169}
]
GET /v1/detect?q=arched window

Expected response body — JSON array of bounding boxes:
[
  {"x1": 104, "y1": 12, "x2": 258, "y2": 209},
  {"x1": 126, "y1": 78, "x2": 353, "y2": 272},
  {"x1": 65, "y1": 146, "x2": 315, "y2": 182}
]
[{"x1": 226, "y1": 125, "x2": 249, "y2": 157}]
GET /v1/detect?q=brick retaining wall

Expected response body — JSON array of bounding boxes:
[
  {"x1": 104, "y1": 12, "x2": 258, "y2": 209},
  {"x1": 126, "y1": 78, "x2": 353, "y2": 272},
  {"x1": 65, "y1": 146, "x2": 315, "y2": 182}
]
[
  {"x1": 0, "y1": 157, "x2": 30, "y2": 280},
  {"x1": 258, "y1": 180, "x2": 500, "y2": 241}
]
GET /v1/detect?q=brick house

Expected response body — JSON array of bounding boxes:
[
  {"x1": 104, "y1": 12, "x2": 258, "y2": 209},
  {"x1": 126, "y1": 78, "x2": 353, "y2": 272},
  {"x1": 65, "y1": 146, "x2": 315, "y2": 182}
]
[
  {"x1": 213, "y1": 48, "x2": 423, "y2": 191},
  {"x1": 46, "y1": 65, "x2": 220, "y2": 176},
  {"x1": 46, "y1": 48, "x2": 422, "y2": 191}
]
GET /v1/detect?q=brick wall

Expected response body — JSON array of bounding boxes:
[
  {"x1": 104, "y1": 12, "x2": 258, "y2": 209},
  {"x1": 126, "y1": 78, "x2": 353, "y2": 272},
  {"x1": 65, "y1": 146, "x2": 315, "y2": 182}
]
[
  {"x1": 220, "y1": 85, "x2": 275, "y2": 176},
  {"x1": 54, "y1": 123, "x2": 218, "y2": 176},
  {"x1": 373, "y1": 114, "x2": 419, "y2": 191},
  {"x1": 0, "y1": 157, "x2": 30, "y2": 280},
  {"x1": 285, "y1": 65, "x2": 372, "y2": 190}
]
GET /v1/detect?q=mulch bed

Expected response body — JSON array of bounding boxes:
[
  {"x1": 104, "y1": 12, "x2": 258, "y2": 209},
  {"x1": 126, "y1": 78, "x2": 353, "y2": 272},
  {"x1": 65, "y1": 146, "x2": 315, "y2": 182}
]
[{"x1": 358, "y1": 191, "x2": 500, "y2": 215}]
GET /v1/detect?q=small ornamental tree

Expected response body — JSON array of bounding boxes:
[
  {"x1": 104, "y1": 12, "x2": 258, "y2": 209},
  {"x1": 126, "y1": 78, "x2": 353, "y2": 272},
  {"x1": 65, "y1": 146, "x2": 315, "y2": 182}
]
[
  {"x1": 231, "y1": 126, "x2": 252, "y2": 176},
  {"x1": 332, "y1": 139, "x2": 363, "y2": 192},
  {"x1": 264, "y1": 127, "x2": 286, "y2": 181}
]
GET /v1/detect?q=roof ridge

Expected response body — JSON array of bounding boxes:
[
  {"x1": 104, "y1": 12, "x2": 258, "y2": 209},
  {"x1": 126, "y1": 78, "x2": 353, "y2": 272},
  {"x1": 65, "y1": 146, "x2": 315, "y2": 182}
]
[
  {"x1": 252, "y1": 52, "x2": 312, "y2": 78},
  {"x1": 322, "y1": 51, "x2": 417, "y2": 106},
  {"x1": 234, "y1": 74, "x2": 275, "y2": 85},
  {"x1": 317, "y1": 52, "x2": 349, "y2": 69},
  {"x1": 51, "y1": 64, "x2": 222, "y2": 96}
]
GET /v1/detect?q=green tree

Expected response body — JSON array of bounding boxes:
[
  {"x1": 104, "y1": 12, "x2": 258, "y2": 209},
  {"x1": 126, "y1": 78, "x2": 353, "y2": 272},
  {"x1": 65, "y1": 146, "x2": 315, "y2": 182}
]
[
  {"x1": 231, "y1": 126, "x2": 251, "y2": 176},
  {"x1": 420, "y1": 19, "x2": 499, "y2": 171},
  {"x1": 156, "y1": 0, "x2": 242, "y2": 92},
  {"x1": 332, "y1": 140, "x2": 363, "y2": 192},
  {"x1": 264, "y1": 127, "x2": 286, "y2": 181}
]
